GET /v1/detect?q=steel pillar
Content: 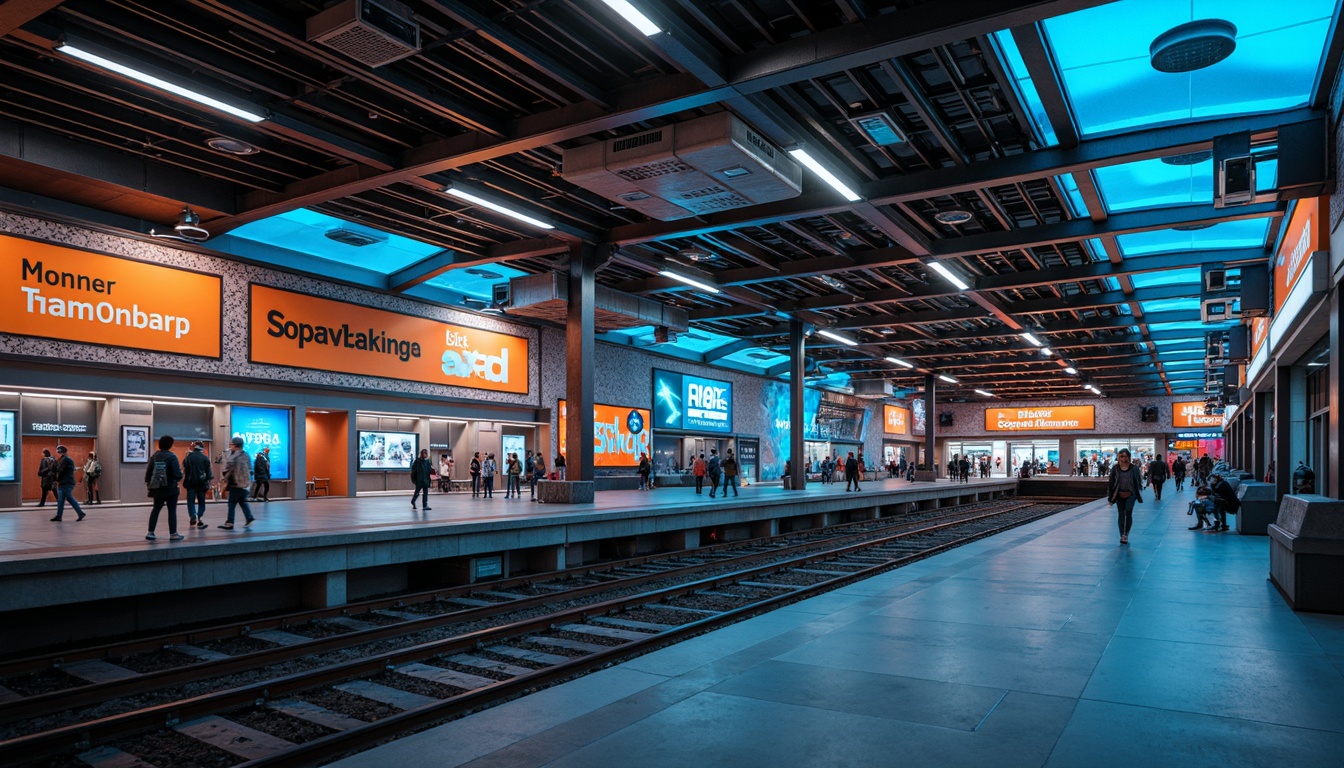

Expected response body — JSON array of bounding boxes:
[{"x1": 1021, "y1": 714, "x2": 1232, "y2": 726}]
[
  {"x1": 923, "y1": 375, "x2": 936, "y2": 473},
  {"x1": 788, "y1": 319, "x2": 807, "y2": 490},
  {"x1": 566, "y1": 243, "x2": 598, "y2": 481}
]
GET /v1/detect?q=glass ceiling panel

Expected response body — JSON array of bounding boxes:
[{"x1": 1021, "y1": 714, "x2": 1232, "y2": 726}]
[
  {"x1": 1044, "y1": 0, "x2": 1336, "y2": 135},
  {"x1": 1057, "y1": 173, "x2": 1089, "y2": 217},
  {"x1": 719, "y1": 346, "x2": 789, "y2": 369},
  {"x1": 424, "y1": 263, "x2": 528, "y2": 300},
  {"x1": 1160, "y1": 359, "x2": 1205, "y2": 368},
  {"x1": 1129, "y1": 267, "x2": 1201, "y2": 288},
  {"x1": 601, "y1": 325, "x2": 740, "y2": 355},
  {"x1": 228, "y1": 209, "x2": 442, "y2": 274},
  {"x1": 1139, "y1": 298, "x2": 1202, "y2": 313},
  {"x1": 1117, "y1": 219, "x2": 1270, "y2": 256},
  {"x1": 989, "y1": 31, "x2": 1059, "y2": 146},
  {"x1": 1151, "y1": 337, "x2": 1199, "y2": 347},
  {"x1": 1149, "y1": 320, "x2": 1233, "y2": 333},
  {"x1": 1095, "y1": 151, "x2": 1278, "y2": 213}
]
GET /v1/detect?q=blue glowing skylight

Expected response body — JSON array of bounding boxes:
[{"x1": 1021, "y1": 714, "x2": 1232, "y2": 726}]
[
  {"x1": 1129, "y1": 267, "x2": 1202, "y2": 289},
  {"x1": 228, "y1": 209, "x2": 442, "y2": 274},
  {"x1": 602, "y1": 325, "x2": 741, "y2": 355},
  {"x1": 1043, "y1": 0, "x2": 1336, "y2": 135},
  {"x1": 1151, "y1": 337, "x2": 1200, "y2": 347},
  {"x1": 1139, "y1": 298, "x2": 1202, "y2": 313},
  {"x1": 1095, "y1": 152, "x2": 1279, "y2": 213},
  {"x1": 1118, "y1": 218, "x2": 1270, "y2": 256},
  {"x1": 1057, "y1": 173, "x2": 1089, "y2": 217},
  {"x1": 1160, "y1": 359, "x2": 1205, "y2": 368},
  {"x1": 424, "y1": 263, "x2": 528, "y2": 300},
  {"x1": 990, "y1": 31, "x2": 1059, "y2": 147},
  {"x1": 719, "y1": 346, "x2": 789, "y2": 370},
  {"x1": 1148, "y1": 320, "x2": 1227, "y2": 333}
]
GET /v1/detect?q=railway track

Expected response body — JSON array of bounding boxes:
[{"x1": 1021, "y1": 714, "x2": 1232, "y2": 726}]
[{"x1": 0, "y1": 497, "x2": 1080, "y2": 768}]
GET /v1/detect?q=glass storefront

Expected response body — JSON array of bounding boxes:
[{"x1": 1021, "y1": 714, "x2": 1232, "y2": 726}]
[
  {"x1": 1075, "y1": 438, "x2": 1156, "y2": 476},
  {"x1": 946, "y1": 440, "x2": 1010, "y2": 476}
]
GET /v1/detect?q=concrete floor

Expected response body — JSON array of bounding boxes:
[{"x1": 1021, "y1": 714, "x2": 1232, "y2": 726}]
[{"x1": 332, "y1": 486, "x2": 1344, "y2": 768}]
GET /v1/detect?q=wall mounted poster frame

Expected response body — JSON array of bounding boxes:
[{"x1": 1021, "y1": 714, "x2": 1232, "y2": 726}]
[{"x1": 122, "y1": 425, "x2": 149, "y2": 463}]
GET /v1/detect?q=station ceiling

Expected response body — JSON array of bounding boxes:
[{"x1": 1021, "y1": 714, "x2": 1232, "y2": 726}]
[{"x1": 0, "y1": 0, "x2": 1339, "y2": 399}]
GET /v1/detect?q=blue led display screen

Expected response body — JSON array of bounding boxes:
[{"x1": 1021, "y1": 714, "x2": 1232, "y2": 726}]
[
  {"x1": 230, "y1": 405, "x2": 291, "y2": 480},
  {"x1": 652, "y1": 369, "x2": 733, "y2": 434}
]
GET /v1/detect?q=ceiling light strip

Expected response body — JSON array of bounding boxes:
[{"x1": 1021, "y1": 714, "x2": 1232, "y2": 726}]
[
  {"x1": 817, "y1": 329, "x2": 858, "y2": 346},
  {"x1": 57, "y1": 44, "x2": 266, "y2": 123},
  {"x1": 658, "y1": 270, "x2": 721, "y2": 294},
  {"x1": 928, "y1": 261, "x2": 969, "y2": 291},
  {"x1": 445, "y1": 187, "x2": 554, "y2": 230},
  {"x1": 788, "y1": 149, "x2": 861, "y2": 202},
  {"x1": 597, "y1": 0, "x2": 662, "y2": 35}
]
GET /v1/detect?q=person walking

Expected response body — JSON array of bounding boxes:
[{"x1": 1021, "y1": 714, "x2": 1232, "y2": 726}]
[
  {"x1": 1172, "y1": 456, "x2": 1187, "y2": 492},
  {"x1": 637, "y1": 452, "x2": 651, "y2": 491},
  {"x1": 692, "y1": 453, "x2": 707, "y2": 494},
  {"x1": 37, "y1": 449, "x2": 56, "y2": 507},
  {"x1": 48, "y1": 445, "x2": 86, "y2": 521},
  {"x1": 438, "y1": 454, "x2": 454, "y2": 493},
  {"x1": 481, "y1": 453, "x2": 497, "y2": 498},
  {"x1": 144, "y1": 435, "x2": 184, "y2": 541},
  {"x1": 410, "y1": 448, "x2": 433, "y2": 511},
  {"x1": 707, "y1": 449, "x2": 722, "y2": 498},
  {"x1": 554, "y1": 452, "x2": 566, "y2": 481},
  {"x1": 524, "y1": 451, "x2": 535, "y2": 496},
  {"x1": 1107, "y1": 447, "x2": 1144, "y2": 545},
  {"x1": 505, "y1": 452, "x2": 522, "y2": 498},
  {"x1": 220, "y1": 436, "x2": 255, "y2": 529},
  {"x1": 530, "y1": 453, "x2": 546, "y2": 500},
  {"x1": 721, "y1": 449, "x2": 740, "y2": 497},
  {"x1": 82, "y1": 450, "x2": 102, "y2": 505},
  {"x1": 251, "y1": 447, "x2": 272, "y2": 502},
  {"x1": 470, "y1": 452, "x2": 482, "y2": 497},
  {"x1": 1147, "y1": 453, "x2": 1169, "y2": 501},
  {"x1": 183, "y1": 441, "x2": 212, "y2": 529},
  {"x1": 844, "y1": 451, "x2": 860, "y2": 491}
]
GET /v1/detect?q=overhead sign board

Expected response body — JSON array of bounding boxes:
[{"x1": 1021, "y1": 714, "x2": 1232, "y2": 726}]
[
  {"x1": 250, "y1": 284, "x2": 529, "y2": 394},
  {"x1": 652, "y1": 369, "x2": 733, "y2": 433},
  {"x1": 558, "y1": 400, "x2": 651, "y2": 467},
  {"x1": 985, "y1": 406, "x2": 1095, "y2": 432},
  {"x1": 1274, "y1": 197, "x2": 1326, "y2": 313},
  {"x1": 883, "y1": 404, "x2": 910, "y2": 435},
  {"x1": 1, "y1": 234, "x2": 221, "y2": 357},
  {"x1": 1172, "y1": 401, "x2": 1225, "y2": 428},
  {"x1": 1176, "y1": 431, "x2": 1223, "y2": 440}
]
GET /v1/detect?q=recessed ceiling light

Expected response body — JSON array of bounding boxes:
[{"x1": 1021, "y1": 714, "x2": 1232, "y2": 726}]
[
  {"x1": 205, "y1": 136, "x2": 259, "y2": 155},
  {"x1": 934, "y1": 209, "x2": 974, "y2": 226},
  {"x1": 1065, "y1": 367, "x2": 1078, "y2": 375},
  {"x1": 1150, "y1": 19, "x2": 1238, "y2": 73}
]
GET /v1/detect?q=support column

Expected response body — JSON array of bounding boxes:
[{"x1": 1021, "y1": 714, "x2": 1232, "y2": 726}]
[
  {"x1": 300, "y1": 571, "x2": 347, "y2": 609},
  {"x1": 924, "y1": 374, "x2": 937, "y2": 473},
  {"x1": 788, "y1": 319, "x2": 806, "y2": 491},
  {"x1": 1329, "y1": 287, "x2": 1344, "y2": 496},
  {"x1": 566, "y1": 243, "x2": 597, "y2": 482},
  {"x1": 1254, "y1": 390, "x2": 1271, "y2": 480}
]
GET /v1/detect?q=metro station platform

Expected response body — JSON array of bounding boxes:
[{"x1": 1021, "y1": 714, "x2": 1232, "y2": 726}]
[
  {"x1": 0, "y1": 476, "x2": 1024, "y2": 652},
  {"x1": 335, "y1": 488, "x2": 1344, "y2": 768}
]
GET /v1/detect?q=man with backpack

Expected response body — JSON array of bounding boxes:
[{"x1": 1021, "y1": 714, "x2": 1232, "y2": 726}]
[
  {"x1": 1208, "y1": 474, "x2": 1239, "y2": 532},
  {"x1": 144, "y1": 435, "x2": 184, "y2": 541},
  {"x1": 530, "y1": 453, "x2": 545, "y2": 500},
  {"x1": 183, "y1": 441, "x2": 212, "y2": 529},
  {"x1": 706, "y1": 449, "x2": 721, "y2": 498},
  {"x1": 720, "y1": 449, "x2": 739, "y2": 497}
]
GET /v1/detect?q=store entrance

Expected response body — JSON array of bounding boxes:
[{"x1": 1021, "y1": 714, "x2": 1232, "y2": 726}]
[
  {"x1": 22, "y1": 437, "x2": 96, "y2": 501},
  {"x1": 1008, "y1": 440, "x2": 1060, "y2": 476},
  {"x1": 306, "y1": 410, "x2": 349, "y2": 497}
]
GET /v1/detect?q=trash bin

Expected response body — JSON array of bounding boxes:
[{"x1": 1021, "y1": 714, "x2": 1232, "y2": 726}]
[{"x1": 1237, "y1": 482, "x2": 1278, "y2": 535}]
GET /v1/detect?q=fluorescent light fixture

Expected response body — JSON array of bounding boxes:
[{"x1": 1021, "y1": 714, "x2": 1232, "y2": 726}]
[
  {"x1": 597, "y1": 0, "x2": 662, "y2": 35},
  {"x1": 1041, "y1": 347, "x2": 1054, "y2": 357},
  {"x1": 57, "y1": 43, "x2": 266, "y2": 123},
  {"x1": 1019, "y1": 332, "x2": 1043, "y2": 346},
  {"x1": 445, "y1": 186, "x2": 555, "y2": 230},
  {"x1": 658, "y1": 270, "x2": 721, "y2": 294},
  {"x1": 151, "y1": 400, "x2": 215, "y2": 408},
  {"x1": 0, "y1": 391, "x2": 20, "y2": 396},
  {"x1": 928, "y1": 261, "x2": 970, "y2": 291},
  {"x1": 1064, "y1": 366, "x2": 1078, "y2": 375},
  {"x1": 787, "y1": 148, "x2": 861, "y2": 202},
  {"x1": 974, "y1": 389, "x2": 994, "y2": 397},
  {"x1": 817, "y1": 329, "x2": 858, "y2": 346},
  {"x1": 885, "y1": 356, "x2": 915, "y2": 369},
  {"x1": 937, "y1": 374, "x2": 958, "y2": 384},
  {"x1": 21, "y1": 392, "x2": 105, "y2": 401}
]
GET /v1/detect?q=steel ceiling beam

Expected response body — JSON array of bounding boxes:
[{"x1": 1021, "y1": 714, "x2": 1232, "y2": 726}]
[
  {"x1": 0, "y1": 0, "x2": 62, "y2": 37},
  {"x1": 975, "y1": 247, "x2": 1269, "y2": 291}
]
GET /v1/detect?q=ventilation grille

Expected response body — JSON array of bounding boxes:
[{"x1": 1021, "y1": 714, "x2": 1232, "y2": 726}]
[{"x1": 308, "y1": 0, "x2": 421, "y2": 68}]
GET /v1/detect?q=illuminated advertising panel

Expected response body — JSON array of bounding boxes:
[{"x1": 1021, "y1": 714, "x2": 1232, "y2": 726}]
[
  {"x1": 985, "y1": 406, "x2": 1095, "y2": 432},
  {"x1": 883, "y1": 404, "x2": 910, "y2": 435},
  {"x1": 357, "y1": 430, "x2": 418, "y2": 471},
  {"x1": 230, "y1": 405, "x2": 291, "y2": 480},
  {"x1": 250, "y1": 284, "x2": 529, "y2": 394},
  {"x1": 1, "y1": 233, "x2": 222, "y2": 357},
  {"x1": 0, "y1": 410, "x2": 14, "y2": 482},
  {"x1": 652, "y1": 369, "x2": 733, "y2": 433},
  {"x1": 1274, "y1": 197, "x2": 1327, "y2": 313},
  {"x1": 557, "y1": 400, "x2": 651, "y2": 467},
  {"x1": 1172, "y1": 401, "x2": 1224, "y2": 429}
]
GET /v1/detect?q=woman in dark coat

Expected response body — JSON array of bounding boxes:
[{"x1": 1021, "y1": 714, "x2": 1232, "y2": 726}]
[
  {"x1": 1147, "y1": 453, "x2": 1169, "y2": 501},
  {"x1": 1107, "y1": 448, "x2": 1144, "y2": 545}
]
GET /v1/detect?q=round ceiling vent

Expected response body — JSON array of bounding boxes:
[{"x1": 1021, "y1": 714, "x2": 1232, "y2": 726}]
[
  {"x1": 1160, "y1": 150, "x2": 1213, "y2": 166},
  {"x1": 205, "y1": 136, "x2": 260, "y2": 155},
  {"x1": 677, "y1": 246, "x2": 718, "y2": 263},
  {"x1": 1173, "y1": 222, "x2": 1216, "y2": 231},
  {"x1": 933, "y1": 209, "x2": 974, "y2": 226},
  {"x1": 1150, "y1": 19, "x2": 1237, "y2": 73}
]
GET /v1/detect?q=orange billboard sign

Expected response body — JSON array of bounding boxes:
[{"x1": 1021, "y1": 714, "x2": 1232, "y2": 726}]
[
  {"x1": 985, "y1": 406, "x2": 1095, "y2": 432},
  {"x1": 250, "y1": 284, "x2": 529, "y2": 393},
  {"x1": 558, "y1": 400, "x2": 651, "y2": 467},
  {"x1": 1274, "y1": 197, "x2": 1327, "y2": 313},
  {"x1": 2, "y1": 234, "x2": 221, "y2": 357},
  {"x1": 883, "y1": 404, "x2": 910, "y2": 435},
  {"x1": 1172, "y1": 401, "x2": 1223, "y2": 429}
]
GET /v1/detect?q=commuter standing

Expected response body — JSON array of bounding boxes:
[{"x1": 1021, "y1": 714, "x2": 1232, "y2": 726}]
[
  {"x1": 1147, "y1": 453, "x2": 1169, "y2": 501},
  {"x1": 37, "y1": 449, "x2": 56, "y2": 506},
  {"x1": 637, "y1": 452, "x2": 651, "y2": 491},
  {"x1": 411, "y1": 448, "x2": 433, "y2": 511},
  {"x1": 183, "y1": 441, "x2": 212, "y2": 529},
  {"x1": 897, "y1": 455, "x2": 907, "y2": 480},
  {"x1": 959, "y1": 455, "x2": 971, "y2": 483},
  {"x1": 531, "y1": 453, "x2": 546, "y2": 500},
  {"x1": 707, "y1": 449, "x2": 721, "y2": 498},
  {"x1": 251, "y1": 447, "x2": 271, "y2": 502},
  {"x1": 48, "y1": 445, "x2": 85, "y2": 521},
  {"x1": 1107, "y1": 448, "x2": 1143, "y2": 545},
  {"x1": 844, "y1": 451, "x2": 860, "y2": 491},
  {"x1": 554, "y1": 452, "x2": 566, "y2": 480},
  {"x1": 481, "y1": 453, "x2": 496, "y2": 498},
  {"x1": 1079, "y1": 457, "x2": 1088, "y2": 478},
  {"x1": 470, "y1": 452, "x2": 482, "y2": 496},
  {"x1": 856, "y1": 453, "x2": 866, "y2": 483},
  {"x1": 144, "y1": 435, "x2": 184, "y2": 541},
  {"x1": 220, "y1": 436, "x2": 255, "y2": 529},
  {"x1": 505, "y1": 452, "x2": 522, "y2": 498},
  {"x1": 524, "y1": 451, "x2": 535, "y2": 496},
  {"x1": 438, "y1": 453, "x2": 454, "y2": 493},
  {"x1": 721, "y1": 449, "x2": 739, "y2": 497},
  {"x1": 692, "y1": 454, "x2": 707, "y2": 494},
  {"x1": 82, "y1": 451, "x2": 102, "y2": 504}
]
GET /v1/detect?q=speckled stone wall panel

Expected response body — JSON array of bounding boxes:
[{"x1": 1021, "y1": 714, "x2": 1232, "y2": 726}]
[{"x1": 0, "y1": 213, "x2": 540, "y2": 405}]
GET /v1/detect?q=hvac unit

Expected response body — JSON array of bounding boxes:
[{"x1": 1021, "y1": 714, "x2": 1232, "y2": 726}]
[
  {"x1": 563, "y1": 113, "x2": 802, "y2": 221},
  {"x1": 1201, "y1": 297, "x2": 1240, "y2": 323},
  {"x1": 307, "y1": 0, "x2": 421, "y2": 67},
  {"x1": 1276, "y1": 117, "x2": 1330, "y2": 201},
  {"x1": 852, "y1": 379, "x2": 895, "y2": 399}
]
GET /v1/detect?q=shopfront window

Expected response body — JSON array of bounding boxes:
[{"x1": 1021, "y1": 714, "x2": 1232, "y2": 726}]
[
  {"x1": 1306, "y1": 360, "x2": 1329, "y2": 495},
  {"x1": 1075, "y1": 438, "x2": 1156, "y2": 476}
]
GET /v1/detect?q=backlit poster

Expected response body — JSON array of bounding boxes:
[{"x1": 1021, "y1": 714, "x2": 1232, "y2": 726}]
[
  {"x1": 357, "y1": 430, "x2": 418, "y2": 470},
  {"x1": 0, "y1": 410, "x2": 14, "y2": 482},
  {"x1": 1172, "y1": 401, "x2": 1224, "y2": 429},
  {"x1": 652, "y1": 369, "x2": 733, "y2": 433},
  {"x1": 984, "y1": 406, "x2": 1095, "y2": 432},
  {"x1": 883, "y1": 404, "x2": 910, "y2": 435},
  {"x1": 501, "y1": 434, "x2": 526, "y2": 462},
  {"x1": 230, "y1": 405, "x2": 291, "y2": 480},
  {"x1": 557, "y1": 400, "x2": 650, "y2": 467},
  {"x1": 762, "y1": 382, "x2": 825, "y2": 479}
]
